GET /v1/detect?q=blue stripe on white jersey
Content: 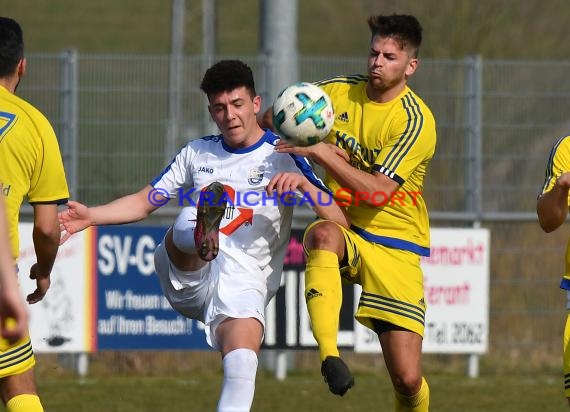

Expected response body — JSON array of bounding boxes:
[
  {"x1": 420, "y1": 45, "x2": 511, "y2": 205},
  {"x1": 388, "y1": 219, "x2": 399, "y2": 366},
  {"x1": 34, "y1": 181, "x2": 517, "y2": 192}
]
[
  {"x1": 151, "y1": 159, "x2": 175, "y2": 190},
  {"x1": 259, "y1": 129, "x2": 330, "y2": 193},
  {"x1": 289, "y1": 154, "x2": 331, "y2": 194},
  {"x1": 150, "y1": 134, "x2": 221, "y2": 189},
  {"x1": 221, "y1": 131, "x2": 278, "y2": 154}
]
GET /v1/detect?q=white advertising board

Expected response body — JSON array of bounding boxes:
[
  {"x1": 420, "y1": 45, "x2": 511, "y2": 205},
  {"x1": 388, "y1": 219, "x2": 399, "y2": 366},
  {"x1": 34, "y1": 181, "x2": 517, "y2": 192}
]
[
  {"x1": 354, "y1": 228, "x2": 490, "y2": 354},
  {"x1": 18, "y1": 224, "x2": 488, "y2": 354},
  {"x1": 18, "y1": 223, "x2": 95, "y2": 353}
]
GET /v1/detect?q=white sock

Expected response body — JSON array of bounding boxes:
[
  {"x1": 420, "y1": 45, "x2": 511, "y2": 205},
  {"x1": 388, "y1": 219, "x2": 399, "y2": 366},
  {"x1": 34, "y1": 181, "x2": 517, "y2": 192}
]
[
  {"x1": 172, "y1": 207, "x2": 197, "y2": 254},
  {"x1": 217, "y1": 348, "x2": 258, "y2": 412}
]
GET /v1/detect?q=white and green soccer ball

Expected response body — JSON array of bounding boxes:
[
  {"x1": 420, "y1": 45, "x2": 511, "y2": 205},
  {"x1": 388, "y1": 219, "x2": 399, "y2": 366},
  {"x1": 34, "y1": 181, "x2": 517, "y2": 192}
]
[{"x1": 272, "y1": 82, "x2": 334, "y2": 146}]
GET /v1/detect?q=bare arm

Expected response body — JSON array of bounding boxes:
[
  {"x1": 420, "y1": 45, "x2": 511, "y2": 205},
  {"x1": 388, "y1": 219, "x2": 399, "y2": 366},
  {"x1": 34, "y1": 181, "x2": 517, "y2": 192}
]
[
  {"x1": 266, "y1": 173, "x2": 350, "y2": 228},
  {"x1": 25, "y1": 203, "x2": 61, "y2": 303},
  {"x1": 262, "y1": 107, "x2": 399, "y2": 207},
  {"x1": 537, "y1": 172, "x2": 570, "y2": 233},
  {"x1": 84, "y1": 185, "x2": 161, "y2": 225},
  {"x1": 310, "y1": 144, "x2": 399, "y2": 204},
  {"x1": 296, "y1": 177, "x2": 350, "y2": 227},
  {"x1": 59, "y1": 185, "x2": 163, "y2": 242},
  {"x1": 32, "y1": 204, "x2": 61, "y2": 277},
  {"x1": 276, "y1": 141, "x2": 400, "y2": 207}
]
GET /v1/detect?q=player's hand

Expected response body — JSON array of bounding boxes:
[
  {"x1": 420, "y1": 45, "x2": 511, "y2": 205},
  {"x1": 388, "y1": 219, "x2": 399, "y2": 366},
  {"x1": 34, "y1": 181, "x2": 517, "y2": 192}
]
[
  {"x1": 266, "y1": 172, "x2": 307, "y2": 197},
  {"x1": 0, "y1": 285, "x2": 29, "y2": 343},
  {"x1": 26, "y1": 263, "x2": 51, "y2": 304},
  {"x1": 275, "y1": 140, "x2": 349, "y2": 163},
  {"x1": 274, "y1": 139, "x2": 313, "y2": 157},
  {"x1": 58, "y1": 200, "x2": 91, "y2": 244}
]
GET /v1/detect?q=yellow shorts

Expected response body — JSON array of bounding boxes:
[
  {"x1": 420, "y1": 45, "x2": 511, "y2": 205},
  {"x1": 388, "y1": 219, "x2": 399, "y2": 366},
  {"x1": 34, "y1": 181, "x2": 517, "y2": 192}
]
[
  {"x1": 305, "y1": 220, "x2": 427, "y2": 337},
  {"x1": 0, "y1": 333, "x2": 36, "y2": 378}
]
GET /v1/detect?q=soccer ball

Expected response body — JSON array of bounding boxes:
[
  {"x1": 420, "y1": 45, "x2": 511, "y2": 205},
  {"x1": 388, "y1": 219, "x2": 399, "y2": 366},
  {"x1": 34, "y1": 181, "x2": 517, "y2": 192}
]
[{"x1": 272, "y1": 82, "x2": 334, "y2": 146}]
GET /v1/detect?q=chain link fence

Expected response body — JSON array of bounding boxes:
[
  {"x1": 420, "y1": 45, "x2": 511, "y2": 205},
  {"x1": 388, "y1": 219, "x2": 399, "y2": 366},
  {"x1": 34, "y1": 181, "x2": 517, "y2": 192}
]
[{"x1": 18, "y1": 53, "x2": 570, "y2": 373}]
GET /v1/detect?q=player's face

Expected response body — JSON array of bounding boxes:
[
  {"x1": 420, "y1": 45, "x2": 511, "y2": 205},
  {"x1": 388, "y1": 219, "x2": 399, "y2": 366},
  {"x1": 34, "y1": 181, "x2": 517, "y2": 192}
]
[
  {"x1": 366, "y1": 35, "x2": 417, "y2": 102},
  {"x1": 208, "y1": 86, "x2": 262, "y2": 148}
]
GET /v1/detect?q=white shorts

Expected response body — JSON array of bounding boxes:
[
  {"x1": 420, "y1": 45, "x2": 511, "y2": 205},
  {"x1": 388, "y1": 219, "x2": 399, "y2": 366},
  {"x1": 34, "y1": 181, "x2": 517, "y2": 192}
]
[{"x1": 153, "y1": 239, "x2": 267, "y2": 350}]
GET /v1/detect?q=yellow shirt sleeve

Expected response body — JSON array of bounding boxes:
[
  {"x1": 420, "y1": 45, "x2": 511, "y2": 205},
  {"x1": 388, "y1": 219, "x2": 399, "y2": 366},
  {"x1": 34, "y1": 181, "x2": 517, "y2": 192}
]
[
  {"x1": 374, "y1": 104, "x2": 436, "y2": 186},
  {"x1": 28, "y1": 114, "x2": 69, "y2": 204}
]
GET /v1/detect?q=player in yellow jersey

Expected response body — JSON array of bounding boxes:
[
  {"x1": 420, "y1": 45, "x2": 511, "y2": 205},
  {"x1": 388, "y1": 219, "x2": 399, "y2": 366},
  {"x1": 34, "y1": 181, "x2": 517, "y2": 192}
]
[
  {"x1": 0, "y1": 17, "x2": 69, "y2": 412},
  {"x1": 261, "y1": 14, "x2": 435, "y2": 410},
  {"x1": 537, "y1": 135, "x2": 570, "y2": 407}
]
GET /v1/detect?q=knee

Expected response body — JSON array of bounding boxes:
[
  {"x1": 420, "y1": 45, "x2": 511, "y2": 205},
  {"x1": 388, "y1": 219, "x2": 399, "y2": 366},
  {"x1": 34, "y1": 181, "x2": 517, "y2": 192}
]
[
  {"x1": 223, "y1": 348, "x2": 258, "y2": 379},
  {"x1": 392, "y1": 371, "x2": 423, "y2": 396},
  {"x1": 305, "y1": 222, "x2": 343, "y2": 250}
]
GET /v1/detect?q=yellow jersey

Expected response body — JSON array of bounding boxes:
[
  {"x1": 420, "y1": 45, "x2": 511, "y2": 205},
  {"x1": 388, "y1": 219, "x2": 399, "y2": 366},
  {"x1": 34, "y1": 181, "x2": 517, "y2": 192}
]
[
  {"x1": 0, "y1": 85, "x2": 69, "y2": 259},
  {"x1": 316, "y1": 75, "x2": 436, "y2": 256},
  {"x1": 540, "y1": 135, "x2": 570, "y2": 289}
]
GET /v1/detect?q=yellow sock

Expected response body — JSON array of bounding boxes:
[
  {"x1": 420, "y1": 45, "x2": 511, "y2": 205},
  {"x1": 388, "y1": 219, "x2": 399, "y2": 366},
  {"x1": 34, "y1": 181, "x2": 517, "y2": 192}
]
[
  {"x1": 394, "y1": 377, "x2": 429, "y2": 412},
  {"x1": 304, "y1": 249, "x2": 342, "y2": 361},
  {"x1": 6, "y1": 394, "x2": 44, "y2": 412}
]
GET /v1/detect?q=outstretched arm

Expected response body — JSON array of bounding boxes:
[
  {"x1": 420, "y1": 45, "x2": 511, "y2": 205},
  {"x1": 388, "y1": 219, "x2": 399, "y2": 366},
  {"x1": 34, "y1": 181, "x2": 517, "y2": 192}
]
[
  {"x1": 59, "y1": 185, "x2": 163, "y2": 243},
  {"x1": 276, "y1": 140, "x2": 400, "y2": 208},
  {"x1": 537, "y1": 172, "x2": 570, "y2": 233},
  {"x1": 267, "y1": 173, "x2": 350, "y2": 228}
]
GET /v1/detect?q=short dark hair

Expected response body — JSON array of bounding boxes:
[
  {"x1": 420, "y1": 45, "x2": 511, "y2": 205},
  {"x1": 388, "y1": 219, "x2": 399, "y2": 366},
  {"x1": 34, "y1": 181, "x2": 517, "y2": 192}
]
[
  {"x1": 0, "y1": 17, "x2": 24, "y2": 78},
  {"x1": 200, "y1": 60, "x2": 256, "y2": 99},
  {"x1": 367, "y1": 14, "x2": 422, "y2": 58}
]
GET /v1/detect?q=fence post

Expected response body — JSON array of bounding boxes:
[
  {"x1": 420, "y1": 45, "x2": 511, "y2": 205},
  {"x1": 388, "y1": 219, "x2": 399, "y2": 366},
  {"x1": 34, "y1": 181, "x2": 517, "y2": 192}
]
[
  {"x1": 259, "y1": 0, "x2": 299, "y2": 109},
  {"x1": 464, "y1": 55, "x2": 483, "y2": 377},
  {"x1": 59, "y1": 49, "x2": 78, "y2": 198},
  {"x1": 201, "y1": 0, "x2": 218, "y2": 136},
  {"x1": 467, "y1": 353, "x2": 480, "y2": 378},
  {"x1": 166, "y1": 0, "x2": 185, "y2": 164},
  {"x1": 464, "y1": 55, "x2": 483, "y2": 224}
]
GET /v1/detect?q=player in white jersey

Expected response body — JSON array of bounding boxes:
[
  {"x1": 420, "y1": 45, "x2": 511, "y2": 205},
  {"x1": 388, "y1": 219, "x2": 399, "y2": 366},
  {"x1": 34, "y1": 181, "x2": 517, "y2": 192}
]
[
  {"x1": 151, "y1": 130, "x2": 331, "y2": 317},
  {"x1": 59, "y1": 60, "x2": 348, "y2": 412}
]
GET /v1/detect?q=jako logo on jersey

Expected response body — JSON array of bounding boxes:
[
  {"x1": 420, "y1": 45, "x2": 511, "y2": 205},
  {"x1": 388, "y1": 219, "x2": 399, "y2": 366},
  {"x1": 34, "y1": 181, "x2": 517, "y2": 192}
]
[
  {"x1": 198, "y1": 166, "x2": 213, "y2": 174},
  {"x1": 305, "y1": 288, "x2": 323, "y2": 301},
  {"x1": 248, "y1": 166, "x2": 265, "y2": 185}
]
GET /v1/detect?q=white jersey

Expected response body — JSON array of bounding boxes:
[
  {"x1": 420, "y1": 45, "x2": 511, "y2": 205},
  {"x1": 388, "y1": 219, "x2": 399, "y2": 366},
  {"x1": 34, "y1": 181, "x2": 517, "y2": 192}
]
[{"x1": 151, "y1": 130, "x2": 326, "y2": 297}]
